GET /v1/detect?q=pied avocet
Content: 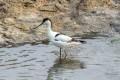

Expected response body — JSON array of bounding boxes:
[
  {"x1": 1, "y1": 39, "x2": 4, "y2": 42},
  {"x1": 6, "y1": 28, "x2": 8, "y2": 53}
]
[{"x1": 32, "y1": 18, "x2": 86, "y2": 59}]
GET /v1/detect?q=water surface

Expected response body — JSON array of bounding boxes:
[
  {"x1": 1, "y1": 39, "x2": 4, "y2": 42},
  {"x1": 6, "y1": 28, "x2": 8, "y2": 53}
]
[{"x1": 0, "y1": 38, "x2": 120, "y2": 80}]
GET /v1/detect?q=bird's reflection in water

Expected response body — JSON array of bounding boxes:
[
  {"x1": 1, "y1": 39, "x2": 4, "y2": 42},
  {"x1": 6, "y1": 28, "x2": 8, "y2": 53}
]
[{"x1": 47, "y1": 58, "x2": 86, "y2": 80}]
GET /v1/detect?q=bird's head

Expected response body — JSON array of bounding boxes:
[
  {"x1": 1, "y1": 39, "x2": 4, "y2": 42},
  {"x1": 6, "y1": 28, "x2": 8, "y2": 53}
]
[
  {"x1": 40, "y1": 18, "x2": 52, "y2": 27},
  {"x1": 32, "y1": 18, "x2": 52, "y2": 29},
  {"x1": 42, "y1": 18, "x2": 51, "y2": 23}
]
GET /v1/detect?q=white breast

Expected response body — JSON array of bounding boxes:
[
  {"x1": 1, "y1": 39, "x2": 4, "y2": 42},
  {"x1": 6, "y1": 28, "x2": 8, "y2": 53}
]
[{"x1": 48, "y1": 31, "x2": 58, "y2": 41}]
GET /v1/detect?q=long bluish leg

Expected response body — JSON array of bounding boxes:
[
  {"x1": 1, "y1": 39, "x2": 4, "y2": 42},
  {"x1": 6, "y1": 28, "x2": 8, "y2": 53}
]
[
  {"x1": 60, "y1": 48, "x2": 62, "y2": 58},
  {"x1": 64, "y1": 49, "x2": 67, "y2": 59},
  {"x1": 59, "y1": 48, "x2": 62, "y2": 62}
]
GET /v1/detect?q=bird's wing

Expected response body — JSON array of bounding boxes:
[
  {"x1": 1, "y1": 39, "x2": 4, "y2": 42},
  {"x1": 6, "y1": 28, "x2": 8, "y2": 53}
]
[
  {"x1": 52, "y1": 32, "x2": 87, "y2": 44},
  {"x1": 54, "y1": 33, "x2": 72, "y2": 42}
]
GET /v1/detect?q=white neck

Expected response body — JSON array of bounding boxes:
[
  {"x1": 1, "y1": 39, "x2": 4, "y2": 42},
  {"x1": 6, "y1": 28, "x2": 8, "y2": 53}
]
[
  {"x1": 46, "y1": 20, "x2": 52, "y2": 33},
  {"x1": 46, "y1": 20, "x2": 53, "y2": 41}
]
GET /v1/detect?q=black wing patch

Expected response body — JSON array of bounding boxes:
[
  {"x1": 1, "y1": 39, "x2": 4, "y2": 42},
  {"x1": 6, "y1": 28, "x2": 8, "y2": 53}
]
[
  {"x1": 55, "y1": 33, "x2": 60, "y2": 37},
  {"x1": 54, "y1": 33, "x2": 60, "y2": 41}
]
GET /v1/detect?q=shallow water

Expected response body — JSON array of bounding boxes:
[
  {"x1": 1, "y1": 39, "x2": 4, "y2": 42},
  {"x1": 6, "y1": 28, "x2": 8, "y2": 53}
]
[{"x1": 0, "y1": 38, "x2": 120, "y2": 80}]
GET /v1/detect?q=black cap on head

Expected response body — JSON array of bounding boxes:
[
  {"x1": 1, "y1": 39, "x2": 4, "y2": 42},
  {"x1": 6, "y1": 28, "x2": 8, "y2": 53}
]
[{"x1": 42, "y1": 18, "x2": 51, "y2": 23}]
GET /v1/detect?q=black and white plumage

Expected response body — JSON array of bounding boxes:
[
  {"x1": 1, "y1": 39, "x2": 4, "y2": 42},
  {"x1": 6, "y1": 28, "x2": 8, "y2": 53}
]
[{"x1": 33, "y1": 18, "x2": 86, "y2": 59}]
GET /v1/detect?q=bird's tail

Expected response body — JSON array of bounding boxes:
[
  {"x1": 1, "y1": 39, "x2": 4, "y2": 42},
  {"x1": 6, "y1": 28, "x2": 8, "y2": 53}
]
[
  {"x1": 79, "y1": 40, "x2": 87, "y2": 44},
  {"x1": 72, "y1": 38, "x2": 87, "y2": 44}
]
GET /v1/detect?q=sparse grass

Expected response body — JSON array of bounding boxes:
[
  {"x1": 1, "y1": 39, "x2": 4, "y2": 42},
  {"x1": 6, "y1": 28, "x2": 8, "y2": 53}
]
[{"x1": 54, "y1": 58, "x2": 86, "y2": 69}]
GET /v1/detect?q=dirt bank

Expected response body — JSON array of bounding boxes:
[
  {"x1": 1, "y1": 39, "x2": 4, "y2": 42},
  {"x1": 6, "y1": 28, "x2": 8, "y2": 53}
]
[{"x1": 0, "y1": 0, "x2": 119, "y2": 47}]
